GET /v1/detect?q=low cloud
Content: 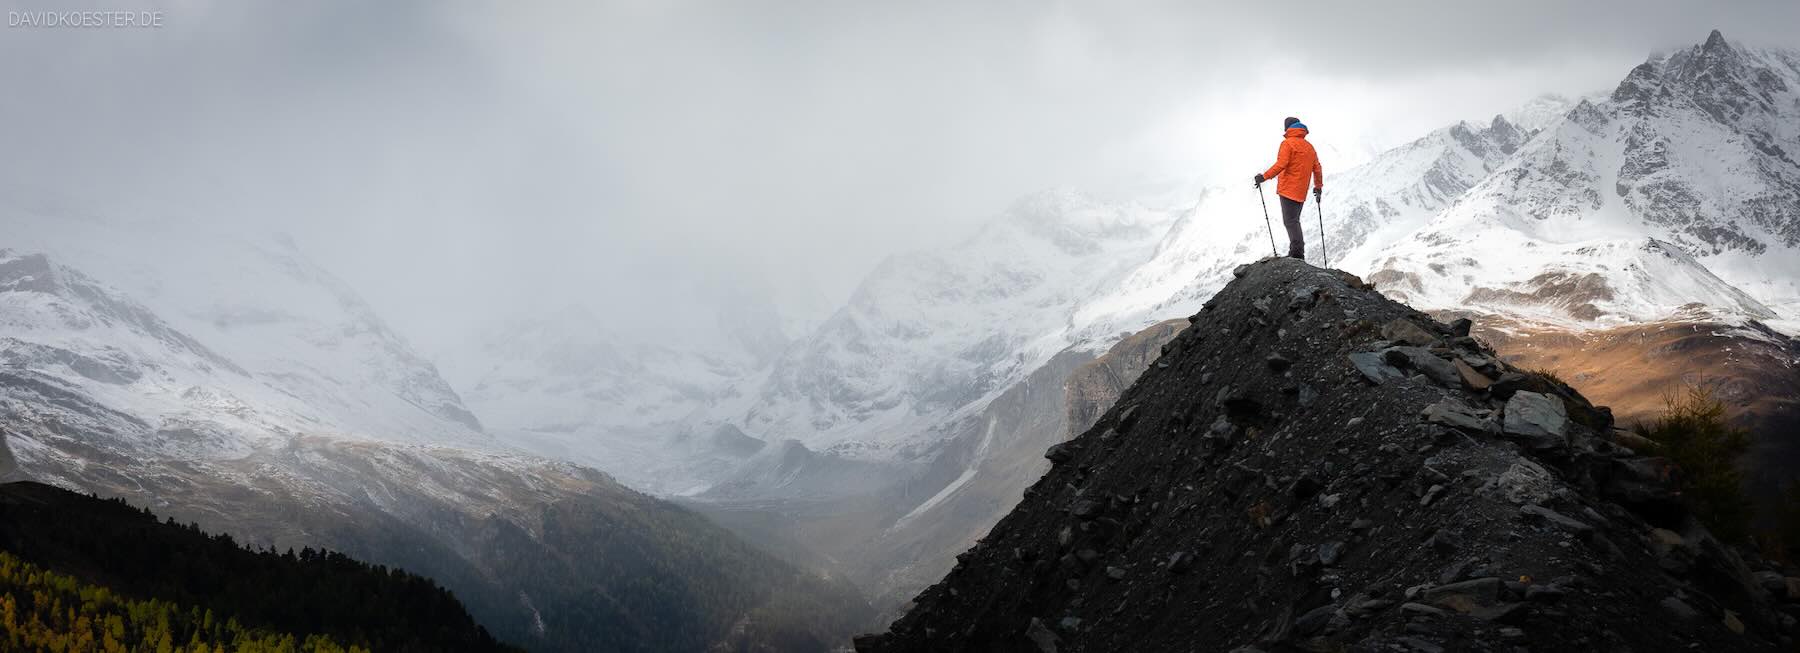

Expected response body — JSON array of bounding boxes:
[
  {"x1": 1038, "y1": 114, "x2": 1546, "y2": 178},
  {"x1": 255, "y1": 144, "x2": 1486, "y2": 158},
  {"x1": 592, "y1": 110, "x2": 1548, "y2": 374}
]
[{"x1": 3, "y1": 0, "x2": 1796, "y2": 349}]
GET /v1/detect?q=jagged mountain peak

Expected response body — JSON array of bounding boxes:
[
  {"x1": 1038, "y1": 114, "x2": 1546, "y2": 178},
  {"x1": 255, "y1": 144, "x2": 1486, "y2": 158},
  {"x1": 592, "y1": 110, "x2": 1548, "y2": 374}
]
[
  {"x1": 1362, "y1": 29, "x2": 1800, "y2": 329},
  {"x1": 1608, "y1": 29, "x2": 1800, "y2": 131},
  {"x1": 1485, "y1": 113, "x2": 1521, "y2": 143},
  {"x1": 1705, "y1": 28, "x2": 1729, "y2": 50},
  {"x1": 1611, "y1": 59, "x2": 1664, "y2": 113},
  {"x1": 858, "y1": 257, "x2": 1781, "y2": 652},
  {"x1": 1565, "y1": 96, "x2": 1610, "y2": 131},
  {"x1": 1692, "y1": 28, "x2": 1741, "y2": 74},
  {"x1": 1446, "y1": 116, "x2": 1530, "y2": 161}
]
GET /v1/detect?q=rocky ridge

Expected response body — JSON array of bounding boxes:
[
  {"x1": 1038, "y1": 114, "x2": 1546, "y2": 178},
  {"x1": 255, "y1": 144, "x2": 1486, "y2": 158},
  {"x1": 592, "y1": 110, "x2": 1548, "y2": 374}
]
[{"x1": 856, "y1": 257, "x2": 1794, "y2": 652}]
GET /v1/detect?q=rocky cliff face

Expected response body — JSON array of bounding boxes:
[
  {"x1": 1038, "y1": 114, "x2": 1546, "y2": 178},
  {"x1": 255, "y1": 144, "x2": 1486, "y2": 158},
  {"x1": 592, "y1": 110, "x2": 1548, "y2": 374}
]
[
  {"x1": 692, "y1": 321, "x2": 1190, "y2": 620},
  {"x1": 1064, "y1": 319, "x2": 1188, "y2": 437},
  {"x1": 856, "y1": 258, "x2": 1790, "y2": 652}
]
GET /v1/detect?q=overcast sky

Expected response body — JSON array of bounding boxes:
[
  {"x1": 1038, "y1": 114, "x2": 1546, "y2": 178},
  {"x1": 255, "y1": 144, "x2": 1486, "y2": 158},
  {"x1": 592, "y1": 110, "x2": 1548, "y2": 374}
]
[{"x1": 5, "y1": 0, "x2": 1800, "y2": 350}]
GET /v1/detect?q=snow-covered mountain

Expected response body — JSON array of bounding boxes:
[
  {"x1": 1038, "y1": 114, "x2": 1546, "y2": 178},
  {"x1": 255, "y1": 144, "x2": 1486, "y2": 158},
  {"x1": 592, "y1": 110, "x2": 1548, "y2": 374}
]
[
  {"x1": 33, "y1": 26, "x2": 1759, "y2": 620},
  {"x1": 419, "y1": 31, "x2": 1798, "y2": 508},
  {"x1": 1504, "y1": 93, "x2": 1586, "y2": 132},
  {"x1": 1062, "y1": 108, "x2": 1558, "y2": 348},
  {"x1": 662, "y1": 30, "x2": 1800, "y2": 615},
  {"x1": 735, "y1": 190, "x2": 1179, "y2": 456},
  {"x1": 0, "y1": 206, "x2": 874, "y2": 649},
  {"x1": 470, "y1": 32, "x2": 1798, "y2": 504},
  {"x1": 428, "y1": 190, "x2": 1191, "y2": 497},
  {"x1": 1, "y1": 211, "x2": 486, "y2": 451},
  {"x1": 1057, "y1": 31, "x2": 1800, "y2": 341},
  {"x1": 1367, "y1": 30, "x2": 1800, "y2": 329}
]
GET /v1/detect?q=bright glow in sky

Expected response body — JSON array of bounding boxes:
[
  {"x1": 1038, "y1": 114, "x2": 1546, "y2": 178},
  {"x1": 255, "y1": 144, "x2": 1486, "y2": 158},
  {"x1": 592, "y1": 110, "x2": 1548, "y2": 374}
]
[{"x1": 3, "y1": 0, "x2": 1798, "y2": 350}]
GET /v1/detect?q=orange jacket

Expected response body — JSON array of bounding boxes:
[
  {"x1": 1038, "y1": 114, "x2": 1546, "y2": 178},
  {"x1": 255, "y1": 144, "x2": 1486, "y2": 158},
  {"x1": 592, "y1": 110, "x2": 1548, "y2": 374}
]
[{"x1": 1262, "y1": 126, "x2": 1322, "y2": 202}]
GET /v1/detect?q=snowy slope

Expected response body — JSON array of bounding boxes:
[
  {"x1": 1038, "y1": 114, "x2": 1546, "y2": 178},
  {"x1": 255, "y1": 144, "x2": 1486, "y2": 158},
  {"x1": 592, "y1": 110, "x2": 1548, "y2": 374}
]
[
  {"x1": 1369, "y1": 236, "x2": 1776, "y2": 327},
  {"x1": 438, "y1": 304, "x2": 782, "y2": 493},
  {"x1": 734, "y1": 189, "x2": 1178, "y2": 454},
  {"x1": 1063, "y1": 105, "x2": 1561, "y2": 349},
  {"x1": 1076, "y1": 31, "x2": 1798, "y2": 338},
  {"x1": 0, "y1": 208, "x2": 487, "y2": 450},
  {"x1": 0, "y1": 203, "x2": 878, "y2": 648},
  {"x1": 1366, "y1": 31, "x2": 1800, "y2": 327},
  {"x1": 1504, "y1": 93, "x2": 1585, "y2": 132},
  {"x1": 424, "y1": 189, "x2": 1184, "y2": 493},
  {"x1": 444, "y1": 306, "x2": 753, "y2": 435}
]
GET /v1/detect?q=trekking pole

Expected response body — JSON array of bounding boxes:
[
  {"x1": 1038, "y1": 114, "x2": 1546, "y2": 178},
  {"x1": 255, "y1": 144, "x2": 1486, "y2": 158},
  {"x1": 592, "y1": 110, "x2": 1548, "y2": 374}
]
[
  {"x1": 1315, "y1": 193, "x2": 1329, "y2": 268},
  {"x1": 1255, "y1": 184, "x2": 1278, "y2": 257}
]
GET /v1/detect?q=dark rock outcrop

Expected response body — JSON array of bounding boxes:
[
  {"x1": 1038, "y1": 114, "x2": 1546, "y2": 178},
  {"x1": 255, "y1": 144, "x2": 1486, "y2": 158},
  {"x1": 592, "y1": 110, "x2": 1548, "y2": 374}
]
[
  {"x1": 1066, "y1": 319, "x2": 1188, "y2": 436},
  {"x1": 856, "y1": 258, "x2": 1781, "y2": 652}
]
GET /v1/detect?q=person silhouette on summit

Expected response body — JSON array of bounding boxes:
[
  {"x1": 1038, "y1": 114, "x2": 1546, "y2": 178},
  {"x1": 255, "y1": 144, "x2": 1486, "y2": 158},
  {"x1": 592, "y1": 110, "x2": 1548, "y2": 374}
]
[{"x1": 1254, "y1": 117, "x2": 1323, "y2": 259}]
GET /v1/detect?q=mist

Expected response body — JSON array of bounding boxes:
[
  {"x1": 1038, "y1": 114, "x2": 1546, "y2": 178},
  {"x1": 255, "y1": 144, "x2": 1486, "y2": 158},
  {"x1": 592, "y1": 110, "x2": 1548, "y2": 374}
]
[{"x1": 5, "y1": 0, "x2": 1799, "y2": 352}]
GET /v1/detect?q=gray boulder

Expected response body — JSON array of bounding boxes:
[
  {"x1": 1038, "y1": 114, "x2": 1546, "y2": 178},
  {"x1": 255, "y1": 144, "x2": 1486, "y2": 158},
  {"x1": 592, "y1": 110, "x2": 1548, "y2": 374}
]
[
  {"x1": 1025, "y1": 617, "x2": 1061, "y2": 653},
  {"x1": 1384, "y1": 347, "x2": 1461, "y2": 388},
  {"x1": 1421, "y1": 399, "x2": 1500, "y2": 435},
  {"x1": 1481, "y1": 461, "x2": 1555, "y2": 505},
  {"x1": 1503, "y1": 392, "x2": 1568, "y2": 449},
  {"x1": 1520, "y1": 504, "x2": 1593, "y2": 534},
  {"x1": 1381, "y1": 318, "x2": 1439, "y2": 347},
  {"x1": 1349, "y1": 352, "x2": 1405, "y2": 384}
]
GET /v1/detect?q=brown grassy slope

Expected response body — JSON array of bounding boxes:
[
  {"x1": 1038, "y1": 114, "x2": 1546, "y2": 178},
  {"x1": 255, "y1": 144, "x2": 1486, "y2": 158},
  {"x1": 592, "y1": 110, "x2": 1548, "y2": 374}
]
[{"x1": 1470, "y1": 317, "x2": 1800, "y2": 510}]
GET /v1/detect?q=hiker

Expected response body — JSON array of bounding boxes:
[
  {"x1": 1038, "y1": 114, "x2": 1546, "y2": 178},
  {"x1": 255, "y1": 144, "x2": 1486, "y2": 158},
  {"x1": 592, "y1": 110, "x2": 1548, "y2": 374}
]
[{"x1": 1254, "y1": 117, "x2": 1323, "y2": 259}]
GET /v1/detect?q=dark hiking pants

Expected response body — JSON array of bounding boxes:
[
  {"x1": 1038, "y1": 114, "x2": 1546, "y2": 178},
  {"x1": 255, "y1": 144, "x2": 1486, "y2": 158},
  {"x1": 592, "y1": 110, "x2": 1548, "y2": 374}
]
[{"x1": 1279, "y1": 196, "x2": 1306, "y2": 259}]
